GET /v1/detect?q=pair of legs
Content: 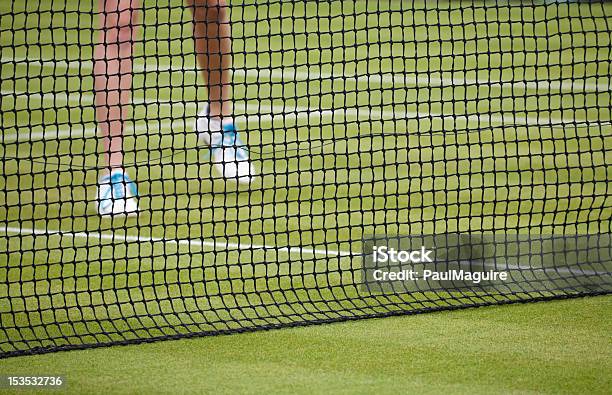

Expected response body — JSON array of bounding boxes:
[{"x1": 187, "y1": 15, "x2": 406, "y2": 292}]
[
  {"x1": 95, "y1": 0, "x2": 232, "y2": 169},
  {"x1": 95, "y1": 0, "x2": 253, "y2": 216}
]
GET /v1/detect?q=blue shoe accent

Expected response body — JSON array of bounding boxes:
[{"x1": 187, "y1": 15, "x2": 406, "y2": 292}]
[
  {"x1": 100, "y1": 171, "x2": 138, "y2": 200},
  {"x1": 97, "y1": 170, "x2": 139, "y2": 216},
  {"x1": 210, "y1": 123, "x2": 249, "y2": 160}
]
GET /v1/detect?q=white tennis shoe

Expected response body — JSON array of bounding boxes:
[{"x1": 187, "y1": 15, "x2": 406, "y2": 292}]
[
  {"x1": 195, "y1": 104, "x2": 256, "y2": 184},
  {"x1": 97, "y1": 170, "x2": 138, "y2": 217}
]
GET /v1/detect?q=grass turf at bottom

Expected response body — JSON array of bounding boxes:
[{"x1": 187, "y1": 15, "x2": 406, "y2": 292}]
[{"x1": 1, "y1": 296, "x2": 610, "y2": 395}]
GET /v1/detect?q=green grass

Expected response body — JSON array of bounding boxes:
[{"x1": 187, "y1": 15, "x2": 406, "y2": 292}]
[
  {"x1": 1, "y1": 0, "x2": 611, "y2": 364},
  {"x1": 1, "y1": 297, "x2": 610, "y2": 394}
]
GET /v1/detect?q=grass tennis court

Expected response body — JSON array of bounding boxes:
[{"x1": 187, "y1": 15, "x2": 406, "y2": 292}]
[
  {"x1": 1, "y1": 0, "x2": 611, "y2": 387},
  {"x1": 2, "y1": 0, "x2": 610, "y2": 233},
  {"x1": 1, "y1": 297, "x2": 610, "y2": 394},
  {"x1": 2, "y1": 0, "x2": 610, "y2": 235}
]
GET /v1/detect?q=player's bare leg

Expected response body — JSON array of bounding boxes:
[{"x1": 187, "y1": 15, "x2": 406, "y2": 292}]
[
  {"x1": 191, "y1": 0, "x2": 255, "y2": 184},
  {"x1": 94, "y1": 0, "x2": 140, "y2": 216}
]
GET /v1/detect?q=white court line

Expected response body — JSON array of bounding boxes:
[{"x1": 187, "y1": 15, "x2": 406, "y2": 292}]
[
  {"x1": 0, "y1": 90, "x2": 331, "y2": 141},
  {"x1": 2, "y1": 87, "x2": 605, "y2": 143},
  {"x1": 1, "y1": 118, "x2": 182, "y2": 143},
  {"x1": 471, "y1": 260, "x2": 609, "y2": 276},
  {"x1": 0, "y1": 225, "x2": 353, "y2": 257},
  {"x1": 0, "y1": 226, "x2": 607, "y2": 276},
  {"x1": 2, "y1": 55, "x2": 610, "y2": 93}
]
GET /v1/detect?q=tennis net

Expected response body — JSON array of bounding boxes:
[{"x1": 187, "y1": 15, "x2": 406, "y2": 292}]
[{"x1": 1, "y1": 0, "x2": 611, "y2": 358}]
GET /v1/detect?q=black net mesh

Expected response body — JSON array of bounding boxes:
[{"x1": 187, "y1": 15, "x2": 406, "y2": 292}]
[{"x1": 1, "y1": 0, "x2": 611, "y2": 358}]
